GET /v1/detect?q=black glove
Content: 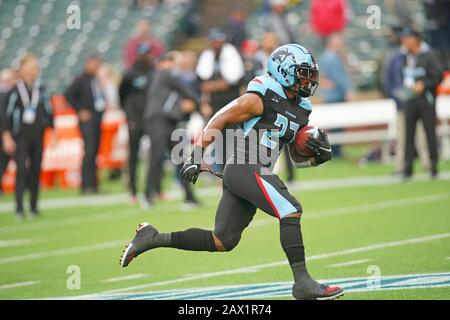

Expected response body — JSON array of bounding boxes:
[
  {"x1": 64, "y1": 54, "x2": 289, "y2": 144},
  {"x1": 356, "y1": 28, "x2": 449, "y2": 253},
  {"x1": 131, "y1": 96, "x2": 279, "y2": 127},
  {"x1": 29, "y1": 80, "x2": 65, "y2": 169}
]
[
  {"x1": 180, "y1": 145, "x2": 204, "y2": 184},
  {"x1": 306, "y1": 129, "x2": 332, "y2": 165}
]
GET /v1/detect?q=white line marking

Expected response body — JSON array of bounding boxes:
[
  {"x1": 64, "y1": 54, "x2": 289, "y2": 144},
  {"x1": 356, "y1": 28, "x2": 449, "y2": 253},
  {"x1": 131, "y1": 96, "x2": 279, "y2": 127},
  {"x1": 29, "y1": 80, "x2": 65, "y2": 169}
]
[
  {"x1": 0, "y1": 240, "x2": 126, "y2": 265},
  {"x1": 0, "y1": 280, "x2": 41, "y2": 290},
  {"x1": 98, "y1": 232, "x2": 450, "y2": 295},
  {"x1": 102, "y1": 274, "x2": 147, "y2": 283},
  {"x1": 0, "y1": 239, "x2": 39, "y2": 247},
  {"x1": 0, "y1": 208, "x2": 138, "y2": 235},
  {"x1": 327, "y1": 259, "x2": 371, "y2": 268}
]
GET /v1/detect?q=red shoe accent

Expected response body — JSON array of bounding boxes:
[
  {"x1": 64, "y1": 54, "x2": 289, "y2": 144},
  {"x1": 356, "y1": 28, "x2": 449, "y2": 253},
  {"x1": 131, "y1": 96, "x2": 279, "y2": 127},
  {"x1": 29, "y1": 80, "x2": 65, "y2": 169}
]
[{"x1": 323, "y1": 286, "x2": 342, "y2": 295}]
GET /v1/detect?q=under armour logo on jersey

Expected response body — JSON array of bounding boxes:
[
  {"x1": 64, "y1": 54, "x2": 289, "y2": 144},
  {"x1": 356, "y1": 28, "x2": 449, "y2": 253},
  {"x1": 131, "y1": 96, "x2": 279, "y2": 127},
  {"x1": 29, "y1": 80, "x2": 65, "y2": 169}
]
[
  {"x1": 271, "y1": 97, "x2": 280, "y2": 103},
  {"x1": 285, "y1": 110, "x2": 296, "y2": 119}
]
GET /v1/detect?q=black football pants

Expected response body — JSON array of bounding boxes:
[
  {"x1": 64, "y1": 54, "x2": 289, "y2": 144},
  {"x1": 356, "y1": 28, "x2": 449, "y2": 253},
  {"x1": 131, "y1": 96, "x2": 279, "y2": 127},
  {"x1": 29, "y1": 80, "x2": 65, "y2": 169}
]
[
  {"x1": 145, "y1": 118, "x2": 196, "y2": 202},
  {"x1": 79, "y1": 114, "x2": 102, "y2": 192},
  {"x1": 127, "y1": 124, "x2": 144, "y2": 196},
  {"x1": 14, "y1": 133, "x2": 44, "y2": 212},
  {"x1": 404, "y1": 98, "x2": 438, "y2": 176}
]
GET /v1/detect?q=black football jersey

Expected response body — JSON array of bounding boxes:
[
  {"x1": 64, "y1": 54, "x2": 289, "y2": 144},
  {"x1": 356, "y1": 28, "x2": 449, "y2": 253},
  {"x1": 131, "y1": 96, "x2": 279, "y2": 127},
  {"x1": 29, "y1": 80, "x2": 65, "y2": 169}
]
[{"x1": 231, "y1": 75, "x2": 311, "y2": 168}]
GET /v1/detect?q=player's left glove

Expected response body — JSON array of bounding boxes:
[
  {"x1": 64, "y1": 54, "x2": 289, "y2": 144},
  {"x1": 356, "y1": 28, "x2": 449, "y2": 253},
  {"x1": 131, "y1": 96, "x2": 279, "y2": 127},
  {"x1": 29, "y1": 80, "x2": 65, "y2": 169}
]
[
  {"x1": 306, "y1": 129, "x2": 332, "y2": 165},
  {"x1": 180, "y1": 145, "x2": 204, "y2": 184}
]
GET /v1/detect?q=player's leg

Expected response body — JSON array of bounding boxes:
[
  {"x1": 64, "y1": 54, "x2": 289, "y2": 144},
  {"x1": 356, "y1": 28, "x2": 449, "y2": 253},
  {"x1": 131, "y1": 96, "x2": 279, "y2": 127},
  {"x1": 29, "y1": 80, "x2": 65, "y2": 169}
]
[
  {"x1": 419, "y1": 102, "x2": 439, "y2": 176},
  {"x1": 224, "y1": 163, "x2": 343, "y2": 300},
  {"x1": 144, "y1": 123, "x2": 168, "y2": 203},
  {"x1": 212, "y1": 186, "x2": 256, "y2": 251},
  {"x1": 14, "y1": 137, "x2": 28, "y2": 217},
  {"x1": 404, "y1": 102, "x2": 419, "y2": 178},
  {"x1": 28, "y1": 137, "x2": 44, "y2": 215},
  {"x1": 119, "y1": 184, "x2": 255, "y2": 267},
  {"x1": 127, "y1": 125, "x2": 141, "y2": 198}
]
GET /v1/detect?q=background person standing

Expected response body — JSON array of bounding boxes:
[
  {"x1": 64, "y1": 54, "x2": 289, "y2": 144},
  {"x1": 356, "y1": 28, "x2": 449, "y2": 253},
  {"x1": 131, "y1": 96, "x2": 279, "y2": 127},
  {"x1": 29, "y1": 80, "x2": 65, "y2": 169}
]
[
  {"x1": 319, "y1": 34, "x2": 353, "y2": 157},
  {"x1": 399, "y1": 28, "x2": 444, "y2": 179},
  {"x1": 196, "y1": 29, "x2": 245, "y2": 170},
  {"x1": 65, "y1": 55, "x2": 105, "y2": 194},
  {"x1": 119, "y1": 43, "x2": 154, "y2": 203},
  {"x1": 1, "y1": 54, "x2": 54, "y2": 219},
  {"x1": 143, "y1": 52, "x2": 200, "y2": 208},
  {"x1": 0, "y1": 68, "x2": 17, "y2": 195}
]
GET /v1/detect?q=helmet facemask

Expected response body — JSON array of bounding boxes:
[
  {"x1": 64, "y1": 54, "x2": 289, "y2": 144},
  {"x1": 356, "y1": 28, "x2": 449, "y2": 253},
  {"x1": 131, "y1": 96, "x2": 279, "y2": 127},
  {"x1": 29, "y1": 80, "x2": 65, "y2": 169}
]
[{"x1": 291, "y1": 63, "x2": 319, "y2": 98}]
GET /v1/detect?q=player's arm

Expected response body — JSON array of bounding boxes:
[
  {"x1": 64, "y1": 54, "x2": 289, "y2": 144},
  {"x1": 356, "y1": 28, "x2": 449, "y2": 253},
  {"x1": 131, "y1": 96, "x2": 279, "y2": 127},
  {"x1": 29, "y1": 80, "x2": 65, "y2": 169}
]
[
  {"x1": 198, "y1": 93, "x2": 263, "y2": 148},
  {"x1": 181, "y1": 93, "x2": 263, "y2": 183}
]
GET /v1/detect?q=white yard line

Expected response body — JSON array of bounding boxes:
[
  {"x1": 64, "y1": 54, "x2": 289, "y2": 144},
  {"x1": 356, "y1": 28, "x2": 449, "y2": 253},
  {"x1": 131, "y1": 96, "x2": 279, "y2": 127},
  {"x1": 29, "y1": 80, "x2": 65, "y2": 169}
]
[
  {"x1": 327, "y1": 259, "x2": 371, "y2": 268},
  {"x1": 1, "y1": 171, "x2": 449, "y2": 214},
  {"x1": 0, "y1": 239, "x2": 39, "y2": 248},
  {"x1": 0, "y1": 280, "x2": 41, "y2": 290},
  {"x1": 0, "y1": 208, "x2": 138, "y2": 235},
  {"x1": 97, "y1": 232, "x2": 450, "y2": 295},
  {"x1": 102, "y1": 274, "x2": 148, "y2": 283},
  {"x1": 0, "y1": 240, "x2": 126, "y2": 265}
]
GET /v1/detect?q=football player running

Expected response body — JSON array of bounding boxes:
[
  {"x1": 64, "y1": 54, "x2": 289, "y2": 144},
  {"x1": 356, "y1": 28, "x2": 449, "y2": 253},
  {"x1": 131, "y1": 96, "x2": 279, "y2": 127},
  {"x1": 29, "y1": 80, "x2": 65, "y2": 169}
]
[{"x1": 120, "y1": 44, "x2": 343, "y2": 300}]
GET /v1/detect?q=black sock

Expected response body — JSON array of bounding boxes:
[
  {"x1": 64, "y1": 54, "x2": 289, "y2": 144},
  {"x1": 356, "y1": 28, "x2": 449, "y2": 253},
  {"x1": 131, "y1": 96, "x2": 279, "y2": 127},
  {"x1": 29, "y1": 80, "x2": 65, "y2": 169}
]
[
  {"x1": 280, "y1": 217, "x2": 305, "y2": 265},
  {"x1": 280, "y1": 217, "x2": 320, "y2": 295},
  {"x1": 171, "y1": 228, "x2": 217, "y2": 252}
]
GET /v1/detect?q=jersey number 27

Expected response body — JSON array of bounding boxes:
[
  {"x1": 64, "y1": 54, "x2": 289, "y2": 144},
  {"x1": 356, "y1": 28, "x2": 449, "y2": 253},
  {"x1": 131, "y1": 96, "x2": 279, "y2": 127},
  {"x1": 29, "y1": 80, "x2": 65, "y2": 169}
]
[{"x1": 261, "y1": 114, "x2": 299, "y2": 149}]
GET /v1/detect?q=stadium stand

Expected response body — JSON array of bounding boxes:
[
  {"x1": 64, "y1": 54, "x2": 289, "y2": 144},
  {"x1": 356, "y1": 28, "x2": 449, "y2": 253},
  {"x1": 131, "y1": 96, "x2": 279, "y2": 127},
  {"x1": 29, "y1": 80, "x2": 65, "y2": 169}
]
[
  {"x1": 245, "y1": 0, "x2": 426, "y2": 92},
  {"x1": 0, "y1": 0, "x2": 191, "y2": 94}
]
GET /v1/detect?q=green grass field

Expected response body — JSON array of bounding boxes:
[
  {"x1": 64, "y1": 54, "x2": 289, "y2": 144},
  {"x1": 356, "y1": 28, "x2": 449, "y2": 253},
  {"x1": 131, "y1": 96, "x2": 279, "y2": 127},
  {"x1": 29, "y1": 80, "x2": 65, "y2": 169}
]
[{"x1": 1, "y1": 154, "x2": 450, "y2": 300}]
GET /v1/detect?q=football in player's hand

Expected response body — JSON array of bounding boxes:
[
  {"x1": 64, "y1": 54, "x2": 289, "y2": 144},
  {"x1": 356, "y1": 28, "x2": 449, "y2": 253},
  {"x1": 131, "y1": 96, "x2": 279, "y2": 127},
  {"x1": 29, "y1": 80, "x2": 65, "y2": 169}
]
[{"x1": 294, "y1": 125, "x2": 321, "y2": 157}]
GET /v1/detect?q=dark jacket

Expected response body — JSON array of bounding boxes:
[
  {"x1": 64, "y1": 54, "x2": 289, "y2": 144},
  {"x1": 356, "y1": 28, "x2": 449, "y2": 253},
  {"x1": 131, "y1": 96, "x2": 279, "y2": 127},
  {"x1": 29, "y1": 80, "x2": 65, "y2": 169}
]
[
  {"x1": 385, "y1": 44, "x2": 444, "y2": 109},
  {"x1": 119, "y1": 61, "x2": 153, "y2": 126},
  {"x1": 1, "y1": 83, "x2": 53, "y2": 137},
  {"x1": 65, "y1": 73, "x2": 104, "y2": 115},
  {"x1": 0, "y1": 91, "x2": 7, "y2": 135},
  {"x1": 144, "y1": 69, "x2": 200, "y2": 124}
]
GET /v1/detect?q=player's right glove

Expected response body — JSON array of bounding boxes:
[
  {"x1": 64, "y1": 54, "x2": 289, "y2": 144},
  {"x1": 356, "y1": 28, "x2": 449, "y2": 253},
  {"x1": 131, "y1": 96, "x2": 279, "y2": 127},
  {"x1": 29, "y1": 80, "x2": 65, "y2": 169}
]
[
  {"x1": 180, "y1": 145, "x2": 204, "y2": 184},
  {"x1": 306, "y1": 129, "x2": 332, "y2": 165}
]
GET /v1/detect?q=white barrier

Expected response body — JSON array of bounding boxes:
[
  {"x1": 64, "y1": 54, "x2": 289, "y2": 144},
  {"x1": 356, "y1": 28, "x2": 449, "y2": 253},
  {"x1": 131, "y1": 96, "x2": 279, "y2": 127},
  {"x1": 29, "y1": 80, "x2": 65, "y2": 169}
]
[{"x1": 308, "y1": 95, "x2": 450, "y2": 161}]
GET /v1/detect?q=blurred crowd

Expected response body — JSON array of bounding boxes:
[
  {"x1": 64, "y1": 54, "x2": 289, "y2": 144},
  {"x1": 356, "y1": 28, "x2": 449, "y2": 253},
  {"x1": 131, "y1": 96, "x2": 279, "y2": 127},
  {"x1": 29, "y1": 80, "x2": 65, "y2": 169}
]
[{"x1": 0, "y1": 0, "x2": 449, "y2": 219}]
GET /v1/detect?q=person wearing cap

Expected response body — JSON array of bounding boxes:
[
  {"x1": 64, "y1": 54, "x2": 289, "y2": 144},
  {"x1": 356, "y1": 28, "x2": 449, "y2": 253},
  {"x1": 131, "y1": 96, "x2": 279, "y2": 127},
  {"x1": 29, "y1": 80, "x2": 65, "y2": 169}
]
[
  {"x1": 65, "y1": 54, "x2": 105, "y2": 194},
  {"x1": 142, "y1": 52, "x2": 200, "y2": 208},
  {"x1": 119, "y1": 43, "x2": 154, "y2": 203},
  {"x1": 123, "y1": 19, "x2": 166, "y2": 69},
  {"x1": 391, "y1": 28, "x2": 444, "y2": 179},
  {"x1": 196, "y1": 28, "x2": 245, "y2": 170},
  {"x1": 1, "y1": 54, "x2": 54, "y2": 219},
  {"x1": 223, "y1": 5, "x2": 248, "y2": 51}
]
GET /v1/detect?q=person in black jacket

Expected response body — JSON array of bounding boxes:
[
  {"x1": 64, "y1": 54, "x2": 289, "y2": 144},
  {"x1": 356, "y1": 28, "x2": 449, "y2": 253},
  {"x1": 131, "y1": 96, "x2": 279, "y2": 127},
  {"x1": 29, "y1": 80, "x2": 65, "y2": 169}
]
[
  {"x1": 143, "y1": 52, "x2": 200, "y2": 207},
  {"x1": 65, "y1": 54, "x2": 105, "y2": 194},
  {"x1": 0, "y1": 68, "x2": 17, "y2": 195},
  {"x1": 1, "y1": 54, "x2": 54, "y2": 218},
  {"x1": 399, "y1": 28, "x2": 444, "y2": 179},
  {"x1": 119, "y1": 43, "x2": 154, "y2": 203}
]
